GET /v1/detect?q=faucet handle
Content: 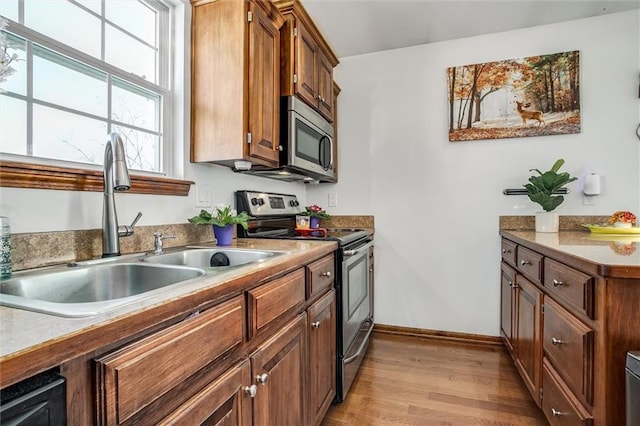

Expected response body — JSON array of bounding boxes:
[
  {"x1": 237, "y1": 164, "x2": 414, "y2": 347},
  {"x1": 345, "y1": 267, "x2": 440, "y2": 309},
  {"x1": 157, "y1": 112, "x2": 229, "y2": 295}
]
[{"x1": 118, "y1": 212, "x2": 143, "y2": 237}]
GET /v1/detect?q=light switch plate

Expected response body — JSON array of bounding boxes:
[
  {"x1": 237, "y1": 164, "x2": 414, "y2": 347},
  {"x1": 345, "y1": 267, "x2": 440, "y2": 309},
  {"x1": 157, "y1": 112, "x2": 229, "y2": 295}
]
[
  {"x1": 196, "y1": 184, "x2": 212, "y2": 208},
  {"x1": 328, "y1": 193, "x2": 338, "y2": 207}
]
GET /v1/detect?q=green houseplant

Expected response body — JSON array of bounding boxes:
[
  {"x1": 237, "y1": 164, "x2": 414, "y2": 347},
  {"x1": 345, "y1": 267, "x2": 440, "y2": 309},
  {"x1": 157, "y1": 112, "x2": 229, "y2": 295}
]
[
  {"x1": 188, "y1": 204, "x2": 252, "y2": 245},
  {"x1": 524, "y1": 158, "x2": 577, "y2": 232}
]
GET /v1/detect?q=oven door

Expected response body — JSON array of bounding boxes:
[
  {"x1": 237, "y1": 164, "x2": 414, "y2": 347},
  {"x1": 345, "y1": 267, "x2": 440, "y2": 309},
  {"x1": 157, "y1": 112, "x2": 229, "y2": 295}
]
[{"x1": 341, "y1": 239, "x2": 374, "y2": 352}]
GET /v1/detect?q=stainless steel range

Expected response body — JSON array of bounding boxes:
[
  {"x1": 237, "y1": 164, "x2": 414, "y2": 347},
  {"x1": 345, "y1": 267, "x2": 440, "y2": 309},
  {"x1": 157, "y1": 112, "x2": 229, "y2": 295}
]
[{"x1": 235, "y1": 190, "x2": 374, "y2": 402}]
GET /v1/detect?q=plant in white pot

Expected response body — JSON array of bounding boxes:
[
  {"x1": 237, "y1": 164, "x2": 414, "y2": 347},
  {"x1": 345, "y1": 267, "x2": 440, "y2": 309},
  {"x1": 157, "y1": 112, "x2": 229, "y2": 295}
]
[{"x1": 524, "y1": 158, "x2": 577, "y2": 232}]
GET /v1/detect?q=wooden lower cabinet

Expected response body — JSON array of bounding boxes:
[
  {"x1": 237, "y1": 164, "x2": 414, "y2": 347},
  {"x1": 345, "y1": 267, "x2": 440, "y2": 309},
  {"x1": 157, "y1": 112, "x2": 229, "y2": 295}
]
[
  {"x1": 158, "y1": 360, "x2": 253, "y2": 426},
  {"x1": 308, "y1": 289, "x2": 336, "y2": 426},
  {"x1": 500, "y1": 233, "x2": 640, "y2": 425},
  {"x1": 514, "y1": 274, "x2": 543, "y2": 405},
  {"x1": 251, "y1": 313, "x2": 307, "y2": 426}
]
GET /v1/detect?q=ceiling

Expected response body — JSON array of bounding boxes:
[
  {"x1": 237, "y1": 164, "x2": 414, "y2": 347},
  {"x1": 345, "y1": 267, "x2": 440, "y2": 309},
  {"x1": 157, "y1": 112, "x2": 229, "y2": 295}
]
[{"x1": 302, "y1": 0, "x2": 640, "y2": 58}]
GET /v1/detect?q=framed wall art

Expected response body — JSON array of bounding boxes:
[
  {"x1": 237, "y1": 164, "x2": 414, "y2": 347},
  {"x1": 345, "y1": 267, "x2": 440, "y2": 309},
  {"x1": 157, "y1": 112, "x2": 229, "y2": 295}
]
[{"x1": 447, "y1": 50, "x2": 581, "y2": 142}]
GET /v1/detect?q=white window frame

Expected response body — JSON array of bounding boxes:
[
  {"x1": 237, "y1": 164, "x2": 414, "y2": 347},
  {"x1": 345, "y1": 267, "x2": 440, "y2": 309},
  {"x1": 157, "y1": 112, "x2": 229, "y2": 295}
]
[{"x1": 0, "y1": 0, "x2": 180, "y2": 179}]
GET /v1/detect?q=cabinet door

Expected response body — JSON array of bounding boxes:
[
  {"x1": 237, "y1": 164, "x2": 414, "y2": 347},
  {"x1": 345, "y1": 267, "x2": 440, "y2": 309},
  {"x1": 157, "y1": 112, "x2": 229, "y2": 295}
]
[
  {"x1": 316, "y1": 50, "x2": 334, "y2": 121},
  {"x1": 251, "y1": 313, "x2": 307, "y2": 426},
  {"x1": 500, "y1": 263, "x2": 517, "y2": 355},
  {"x1": 248, "y1": 1, "x2": 281, "y2": 166},
  {"x1": 515, "y1": 275, "x2": 543, "y2": 406},
  {"x1": 295, "y1": 21, "x2": 319, "y2": 107},
  {"x1": 308, "y1": 290, "x2": 336, "y2": 426},
  {"x1": 157, "y1": 360, "x2": 252, "y2": 426}
]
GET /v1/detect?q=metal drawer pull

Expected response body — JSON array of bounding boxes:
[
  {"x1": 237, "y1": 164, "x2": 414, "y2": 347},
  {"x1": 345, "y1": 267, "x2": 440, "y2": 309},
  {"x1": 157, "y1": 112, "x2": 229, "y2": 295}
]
[
  {"x1": 244, "y1": 385, "x2": 257, "y2": 397},
  {"x1": 551, "y1": 408, "x2": 566, "y2": 417},
  {"x1": 321, "y1": 271, "x2": 332, "y2": 278},
  {"x1": 508, "y1": 281, "x2": 513, "y2": 288},
  {"x1": 551, "y1": 337, "x2": 563, "y2": 345},
  {"x1": 502, "y1": 249, "x2": 511, "y2": 254},
  {"x1": 520, "y1": 260, "x2": 532, "y2": 266},
  {"x1": 552, "y1": 279, "x2": 564, "y2": 287},
  {"x1": 312, "y1": 321, "x2": 321, "y2": 329},
  {"x1": 256, "y1": 373, "x2": 268, "y2": 385}
]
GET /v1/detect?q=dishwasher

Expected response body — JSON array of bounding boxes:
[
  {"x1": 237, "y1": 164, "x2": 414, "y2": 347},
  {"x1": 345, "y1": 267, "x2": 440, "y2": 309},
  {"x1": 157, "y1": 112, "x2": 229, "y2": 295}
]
[
  {"x1": 627, "y1": 352, "x2": 640, "y2": 426},
  {"x1": 0, "y1": 369, "x2": 66, "y2": 425}
]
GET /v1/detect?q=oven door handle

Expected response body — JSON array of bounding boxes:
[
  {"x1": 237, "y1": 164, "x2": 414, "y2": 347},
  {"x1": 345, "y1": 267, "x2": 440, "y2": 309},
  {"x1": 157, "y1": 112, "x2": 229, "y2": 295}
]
[
  {"x1": 343, "y1": 320, "x2": 374, "y2": 365},
  {"x1": 343, "y1": 240, "x2": 374, "y2": 257}
]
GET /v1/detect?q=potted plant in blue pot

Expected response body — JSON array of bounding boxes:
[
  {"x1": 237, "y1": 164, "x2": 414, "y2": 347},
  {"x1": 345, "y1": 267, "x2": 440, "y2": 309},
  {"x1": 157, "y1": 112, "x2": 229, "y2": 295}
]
[
  {"x1": 188, "y1": 204, "x2": 252, "y2": 246},
  {"x1": 300, "y1": 204, "x2": 331, "y2": 229},
  {"x1": 524, "y1": 158, "x2": 577, "y2": 232}
]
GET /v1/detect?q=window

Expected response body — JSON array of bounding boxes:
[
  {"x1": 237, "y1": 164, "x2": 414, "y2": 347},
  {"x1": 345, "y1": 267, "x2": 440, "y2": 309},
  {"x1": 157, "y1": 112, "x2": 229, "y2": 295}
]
[{"x1": 0, "y1": 0, "x2": 171, "y2": 175}]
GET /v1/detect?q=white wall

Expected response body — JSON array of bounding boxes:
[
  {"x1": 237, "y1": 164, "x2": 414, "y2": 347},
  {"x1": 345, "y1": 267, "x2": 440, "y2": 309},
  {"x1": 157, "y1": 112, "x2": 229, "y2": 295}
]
[{"x1": 307, "y1": 10, "x2": 640, "y2": 336}]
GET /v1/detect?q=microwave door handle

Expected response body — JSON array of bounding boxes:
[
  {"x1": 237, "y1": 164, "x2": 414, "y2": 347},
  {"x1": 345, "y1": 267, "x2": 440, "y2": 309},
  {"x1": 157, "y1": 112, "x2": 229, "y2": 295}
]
[{"x1": 319, "y1": 136, "x2": 331, "y2": 170}]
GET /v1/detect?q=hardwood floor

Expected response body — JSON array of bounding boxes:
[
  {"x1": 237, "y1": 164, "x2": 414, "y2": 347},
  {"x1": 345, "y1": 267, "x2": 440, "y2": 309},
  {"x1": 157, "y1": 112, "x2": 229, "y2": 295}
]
[{"x1": 322, "y1": 332, "x2": 548, "y2": 426}]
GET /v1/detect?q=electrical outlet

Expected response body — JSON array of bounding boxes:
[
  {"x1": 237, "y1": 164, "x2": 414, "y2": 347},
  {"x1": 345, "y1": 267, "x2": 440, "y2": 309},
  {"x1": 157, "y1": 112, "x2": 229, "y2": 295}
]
[
  {"x1": 328, "y1": 193, "x2": 338, "y2": 207},
  {"x1": 196, "y1": 184, "x2": 212, "y2": 208}
]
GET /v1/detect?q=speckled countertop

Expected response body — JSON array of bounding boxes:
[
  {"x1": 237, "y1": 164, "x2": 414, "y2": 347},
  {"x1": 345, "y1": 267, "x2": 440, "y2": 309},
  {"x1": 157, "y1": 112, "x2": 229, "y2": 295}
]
[
  {"x1": 0, "y1": 238, "x2": 337, "y2": 388},
  {"x1": 500, "y1": 230, "x2": 640, "y2": 277}
]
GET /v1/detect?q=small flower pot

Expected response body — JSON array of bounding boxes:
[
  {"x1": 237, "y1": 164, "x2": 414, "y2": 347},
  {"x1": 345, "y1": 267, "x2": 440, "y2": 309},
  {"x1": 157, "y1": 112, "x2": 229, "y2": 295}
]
[
  {"x1": 213, "y1": 224, "x2": 234, "y2": 246},
  {"x1": 310, "y1": 216, "x2": 321, "y2": 229},
  {"x1": 535, "y1": 212, "x2": 559, "y2": 233}
]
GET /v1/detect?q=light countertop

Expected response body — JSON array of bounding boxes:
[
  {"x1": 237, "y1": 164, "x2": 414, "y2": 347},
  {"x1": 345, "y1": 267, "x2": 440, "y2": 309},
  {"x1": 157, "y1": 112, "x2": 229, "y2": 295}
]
[
  {"x1": 500, "y1": 230, "x2": 640, "y2": 277},
  {"x1": 0, "y1": 238, "x2": 337, "y2": 388}
]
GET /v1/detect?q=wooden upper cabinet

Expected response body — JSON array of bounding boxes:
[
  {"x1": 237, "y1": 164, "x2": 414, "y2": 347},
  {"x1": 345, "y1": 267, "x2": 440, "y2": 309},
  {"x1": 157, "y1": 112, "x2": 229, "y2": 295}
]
[
  {"x1": 273, "y1": 0, "x2": 339, "y2": 122},
  {"x1": 190, "y1": 0, "x2": 284, "y2": 167}
]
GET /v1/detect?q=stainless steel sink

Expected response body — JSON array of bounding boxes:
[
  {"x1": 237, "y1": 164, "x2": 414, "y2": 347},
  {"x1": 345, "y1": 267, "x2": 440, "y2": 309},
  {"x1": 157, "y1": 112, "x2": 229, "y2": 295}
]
[
  {"x1": 141, "y1": 248, "x2": 283, "y2": 269},
  {"x1": 0, "y1": 263, "x2": 205, "y2": 317}
]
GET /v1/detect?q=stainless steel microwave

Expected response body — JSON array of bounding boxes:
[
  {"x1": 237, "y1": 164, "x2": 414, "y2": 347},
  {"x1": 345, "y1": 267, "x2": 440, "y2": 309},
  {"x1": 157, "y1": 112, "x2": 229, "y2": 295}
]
[
  {"x1": 234, "y1": 96, "x2": 335, "y2": 182},
  {"x1": 281, "y1": 95, "x2": 335, "y2": 181}
]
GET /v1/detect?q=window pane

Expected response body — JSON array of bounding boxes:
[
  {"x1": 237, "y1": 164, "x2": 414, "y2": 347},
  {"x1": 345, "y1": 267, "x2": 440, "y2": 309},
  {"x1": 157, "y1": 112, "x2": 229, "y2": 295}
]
[
  {"x1": 25, "y1": 0, "x2": 101, "y2": 58},
  {"x1": 0, "y1": 2, "x2": 19, "y2": 21},
  {"x1": 33, "y1": 45, "x2": 107, "y2": 117},
  {"x1": 106, "y1": 1, "x2": 156, "y2": 46},
  {"x1": 75, "y1": 0, "x2": 101, "y2": 15},
  {"x1": 112, "y1": 78, "x2": 159, "y2": 132},
  {"x1": 33, "y1": 104, "x2": 106, "y2": 164},
  {"x1": 105, "y1": 24, "x2": 156, "y2": 82},
  {"x1": 0, "y1": 32, "x2": 27, "y2": 96},
  {"x1": 0, "y1": 95, "x2": 27, "y2": 155},
  {"x1": 112, "y1": 125, "x2": 160, "y2": 172}
]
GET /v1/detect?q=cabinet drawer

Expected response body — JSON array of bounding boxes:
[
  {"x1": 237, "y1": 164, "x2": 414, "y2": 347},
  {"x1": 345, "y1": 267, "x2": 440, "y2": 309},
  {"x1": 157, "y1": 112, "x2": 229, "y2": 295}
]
[
  {"x1": 543, "y1": 297, "x2": 593, "y2": 406},
  {"x1": 501, "y1": 239, "x2": 517, "y2": 267},
  {"x1": 95, "y1": 296, "x2": 245, "y2": 425},
  {"x1": 542, "y1": 359, "x2": 593, "y2": 426},
  {"x1": 544, "y1": 258, "x2": 594, "y2": 319},
  {"x1": 307, "y1": 254, "x2": 335, "y2": 300},
  {"x1": 247, "y1": 268, "x2": 305, "y2": 339},
  {"x1": 516, "y1": 246, "x2": 543, "y2": 284}
]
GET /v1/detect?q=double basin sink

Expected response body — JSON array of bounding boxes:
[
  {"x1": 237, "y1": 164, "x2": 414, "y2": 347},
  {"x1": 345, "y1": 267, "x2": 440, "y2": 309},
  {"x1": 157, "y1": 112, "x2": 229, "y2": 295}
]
[{"x1": 0, "y1": 248, "x2": 284, "y2": 317}]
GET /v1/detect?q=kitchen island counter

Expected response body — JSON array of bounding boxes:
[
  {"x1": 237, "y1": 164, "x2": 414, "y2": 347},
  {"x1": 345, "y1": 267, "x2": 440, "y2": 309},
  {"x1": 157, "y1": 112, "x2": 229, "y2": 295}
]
[{"x1": 500, "y1": 230, "x2": 640, "y2": 278}]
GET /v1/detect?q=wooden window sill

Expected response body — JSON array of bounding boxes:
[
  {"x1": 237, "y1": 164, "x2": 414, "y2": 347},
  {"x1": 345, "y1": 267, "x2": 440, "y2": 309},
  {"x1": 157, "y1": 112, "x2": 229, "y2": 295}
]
[{"x1": 0, "y1": 160, "x2": 193, "y2": 196}]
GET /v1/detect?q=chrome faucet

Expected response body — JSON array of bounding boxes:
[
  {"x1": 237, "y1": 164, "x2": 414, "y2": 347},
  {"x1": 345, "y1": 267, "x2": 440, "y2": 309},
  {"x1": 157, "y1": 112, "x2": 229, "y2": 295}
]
[{"x1": 102, "y1": 133, "x2": 142, "y2": 257}]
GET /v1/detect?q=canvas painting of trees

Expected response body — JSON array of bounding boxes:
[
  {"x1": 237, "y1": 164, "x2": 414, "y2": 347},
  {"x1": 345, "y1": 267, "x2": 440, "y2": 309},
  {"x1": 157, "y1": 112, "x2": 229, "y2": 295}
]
[{"x1": 447, "y1": 50, "x2": 581, "y2": 142}]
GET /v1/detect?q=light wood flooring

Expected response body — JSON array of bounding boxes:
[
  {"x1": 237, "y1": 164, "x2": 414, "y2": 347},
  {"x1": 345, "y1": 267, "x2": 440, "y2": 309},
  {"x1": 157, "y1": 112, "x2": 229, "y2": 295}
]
[{"x1": 322, "y1": 332, "x2": 548, "y2": 426}]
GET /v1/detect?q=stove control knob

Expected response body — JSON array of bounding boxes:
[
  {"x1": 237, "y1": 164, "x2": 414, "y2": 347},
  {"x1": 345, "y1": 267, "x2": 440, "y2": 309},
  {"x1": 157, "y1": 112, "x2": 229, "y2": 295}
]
[
  {"x1": 289, "y1": 200, "x2": 296, "y2": 207},
  {"x1": 251, "y1": 197, "x2": 259, "y2": 206},
  {"x1": 257, "y1": 198, "x2": 265, "y2": 206}
]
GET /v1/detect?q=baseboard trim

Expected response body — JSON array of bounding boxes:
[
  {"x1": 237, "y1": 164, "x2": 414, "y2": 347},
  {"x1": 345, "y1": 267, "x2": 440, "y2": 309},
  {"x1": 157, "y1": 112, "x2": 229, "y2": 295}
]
[{"x1": 373, "y1": 324, "x2": 504, "y2": 347}]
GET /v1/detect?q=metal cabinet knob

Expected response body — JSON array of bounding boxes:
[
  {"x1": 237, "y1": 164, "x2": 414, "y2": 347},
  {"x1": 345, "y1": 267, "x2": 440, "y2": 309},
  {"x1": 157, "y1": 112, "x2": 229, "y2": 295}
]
[
  {"x1": 321, "y1": 271, "x2": 332, "y2": 278},
  {"x1": 244, "y1": 384, "x2": 257, "y2": 397},
  {"x1": 551, "y1": 337, "x2": 563, "y2": 345},
  {"x1": 312, "y1": 321, "x2": 321, "y2": 329},
  {"x1": 508, "y1": 280, "x2": 513, "y2": 288},
  {"x1": 552, "y1": 279, "x2": 564, "y2": 287},
  {"x1": 551, "y1": 408, "x2": 565, "y2": 417},
  {"x1": 256, "y1": 373, "x2": 268, "y2": 385},
  {"x1": 520, "y1": 260, "x2": 531, "y2": 266},
  {"x1": 502, "y1": 249, "x2": 511, "y2": 254}
]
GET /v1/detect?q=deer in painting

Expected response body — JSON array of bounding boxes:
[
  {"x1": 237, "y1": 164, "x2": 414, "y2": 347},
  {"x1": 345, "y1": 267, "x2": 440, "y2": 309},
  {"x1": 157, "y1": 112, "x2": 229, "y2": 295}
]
[{"x1": 515, "y1": 100, "x2": 545, "y2": 127}]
